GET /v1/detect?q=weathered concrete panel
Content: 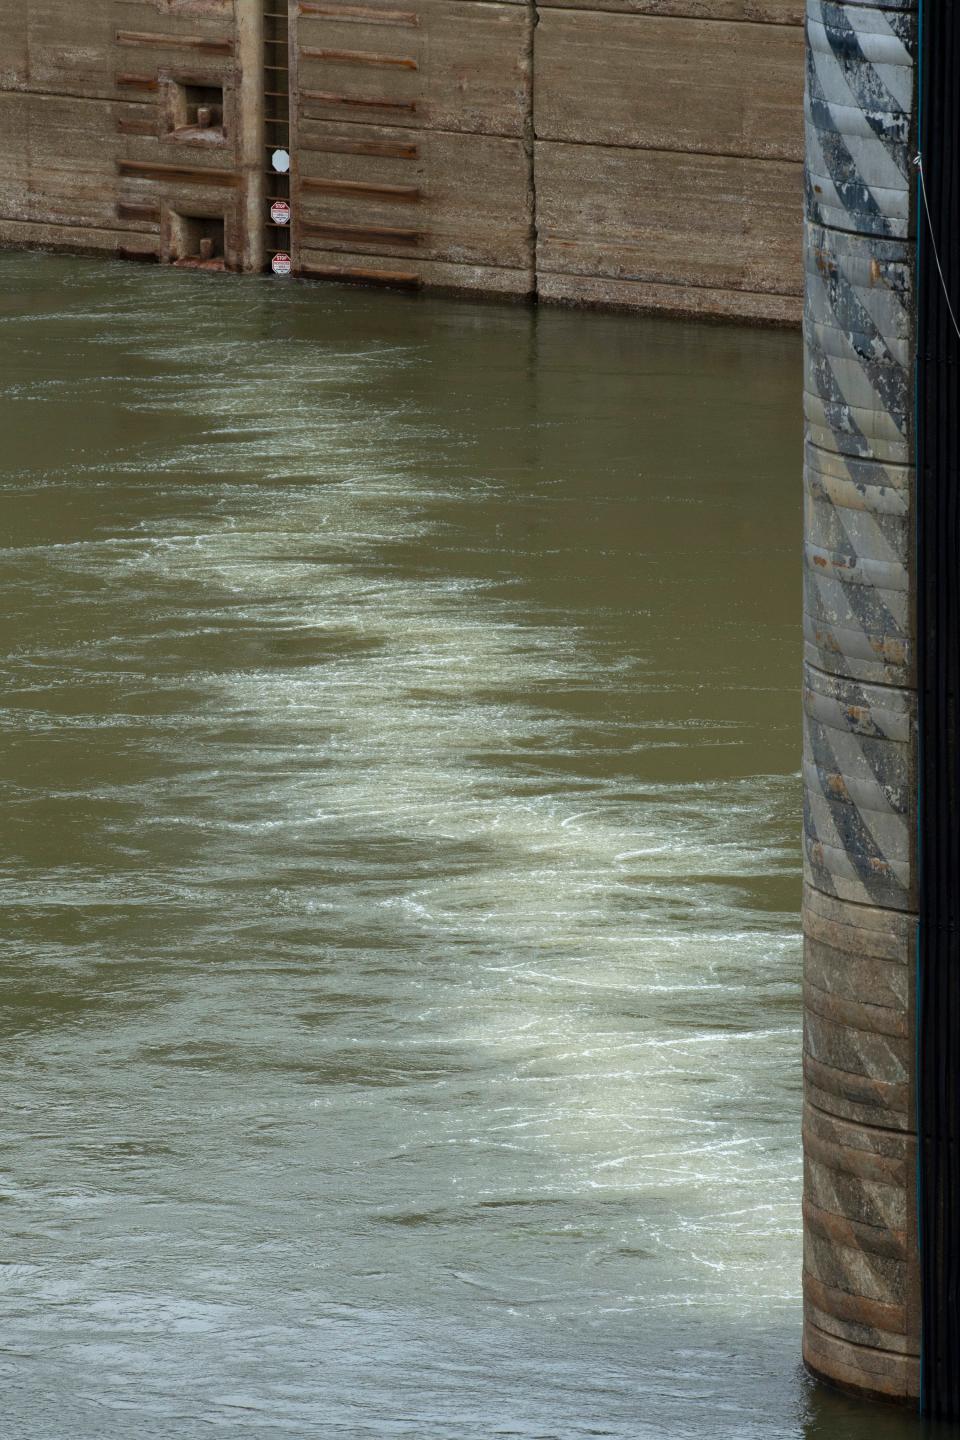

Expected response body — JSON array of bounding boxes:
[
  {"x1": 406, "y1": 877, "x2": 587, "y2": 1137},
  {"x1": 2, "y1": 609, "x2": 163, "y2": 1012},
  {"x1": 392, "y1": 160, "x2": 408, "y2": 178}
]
[
  {"x1": 0, "y1": 6, "x2": 28, "y2": 91},
  {"x1": 300, "y1": 247, "x2": 533, "y2": 294},
  {"x1": 535, "y1": 10, "x2": 803, "y2": 161},
  {"x1": 535, "y1": 140, "x2": 803, "y2": 305},
  {"x1": 4, "y1": 0, "x2": 239, "y2": 103},
  {"x1": 295, "y1": 121, "x2": 533, "y2": 271},
  {"x1": 537, "y1": 0, "x2": 803, "y2": 20},
  {"x1": 16, "y1": 0, "x2": 118, "y2": 101},
  {"x1": 295, "y1": 0, "x2": 532, "y2": 137},
  {"x1": 0, "y1": 93, "x2": 151, "y2": 236},
  {"x1": 0, "y1": 1, "x2": 262, "y2": 271},
  {"x1": 0, "y1": 216, "x2": 160, "y2": 258},
  {"x1": 536, "y1": 271, "x2": 802, "y2": 323}
]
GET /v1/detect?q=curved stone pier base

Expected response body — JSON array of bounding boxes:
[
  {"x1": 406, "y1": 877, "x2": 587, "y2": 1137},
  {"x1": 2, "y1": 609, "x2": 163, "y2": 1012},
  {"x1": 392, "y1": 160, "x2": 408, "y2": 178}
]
[{"x1": 801, "y1": 887, "x2": 919, "y2": 1401}]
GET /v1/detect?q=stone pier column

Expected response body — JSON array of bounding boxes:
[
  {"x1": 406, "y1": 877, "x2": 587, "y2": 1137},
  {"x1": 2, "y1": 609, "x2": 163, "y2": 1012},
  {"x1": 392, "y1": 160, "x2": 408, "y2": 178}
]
[{"x1": 800, "y1": 0, "x2": 919, "y2": 1403}]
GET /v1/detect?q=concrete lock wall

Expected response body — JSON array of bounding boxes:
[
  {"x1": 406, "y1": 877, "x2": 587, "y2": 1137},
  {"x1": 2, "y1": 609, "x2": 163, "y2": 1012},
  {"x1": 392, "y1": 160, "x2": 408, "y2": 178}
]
[
  {"x1": 0, "y1": 2, "x2": 267, "y2": 272},
  {"x1": 801, "y1": 0, "x2": 919, "y2": 1402},
  {"x1": 0, "y1": 0, "x2": 806, "y2": 321}
]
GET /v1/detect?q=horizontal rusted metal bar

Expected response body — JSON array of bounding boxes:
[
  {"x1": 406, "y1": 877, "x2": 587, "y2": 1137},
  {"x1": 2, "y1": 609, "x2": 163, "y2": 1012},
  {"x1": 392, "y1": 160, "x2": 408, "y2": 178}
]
[
  {"x1": 299, "y1": 2, "x2": 419, "y2": 25},
  {"x1": 300, "y1": 90, "x2": 415, "y2": 113},
  {"x1": 116, "y1": 73, "x2": 160, "y2": 92},
  {"x1": 116, "y1": 247, "x2": 160, "y2": 263},
  {"x1": 116, "y1": 30, "x2": 233, "y2": 55},
  {"x1": 301, "y1": 135, "x2": 417, "y2": 159},
  {"x1": 301, "y1": 260, "x2": 421, "y2": 286},
  {"x1": 301, "y1": 47, "x2": 417, "y2": 69},
  {"x1": 117, "y1": 160, "x2": 240, "y2": 187},
  {"x1": 116, "y1": 118, "x2": 157, "y2": 136},
  {"x1": 301, "y1": 220, "x2": 422, "y2": 244},
  {"x1": 300, "y1": 176, "x2": 420, "y2": 200},
  {"x1": 116, "y1": 202, "x2": 161, "y2": 222}
]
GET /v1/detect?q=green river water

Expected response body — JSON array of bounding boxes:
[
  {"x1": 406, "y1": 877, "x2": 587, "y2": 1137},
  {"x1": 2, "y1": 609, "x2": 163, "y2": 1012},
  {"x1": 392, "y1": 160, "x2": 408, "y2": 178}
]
[{"x1": 0, "y1": 253, "x2": 931, "y2": 1438}]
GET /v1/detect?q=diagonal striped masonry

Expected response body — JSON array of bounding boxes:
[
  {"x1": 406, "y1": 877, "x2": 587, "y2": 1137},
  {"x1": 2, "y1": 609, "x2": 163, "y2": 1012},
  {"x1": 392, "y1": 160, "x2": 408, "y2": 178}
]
[
  {"x1": 805, "y1": 0, "x2": 915, "y2": 239},
  {"x1": 801, "y1": 0, "x2": 920, "y2": 1406}
]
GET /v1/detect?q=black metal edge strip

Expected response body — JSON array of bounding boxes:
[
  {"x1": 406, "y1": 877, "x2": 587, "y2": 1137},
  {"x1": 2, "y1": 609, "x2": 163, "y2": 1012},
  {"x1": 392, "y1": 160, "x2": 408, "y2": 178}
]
[{"x1": 917, "y1": 0, "x2": 960, "y2": 1419}]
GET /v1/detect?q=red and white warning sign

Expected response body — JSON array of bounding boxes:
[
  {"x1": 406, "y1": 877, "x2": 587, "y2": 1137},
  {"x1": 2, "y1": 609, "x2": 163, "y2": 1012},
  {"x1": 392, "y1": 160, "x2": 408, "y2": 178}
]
[
  {"x1": 270, "y1": 200, "x2": 291, "y2": 226},
  {"x1": 272, "y1": 252, "x2": 292, "y2": 276}
]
